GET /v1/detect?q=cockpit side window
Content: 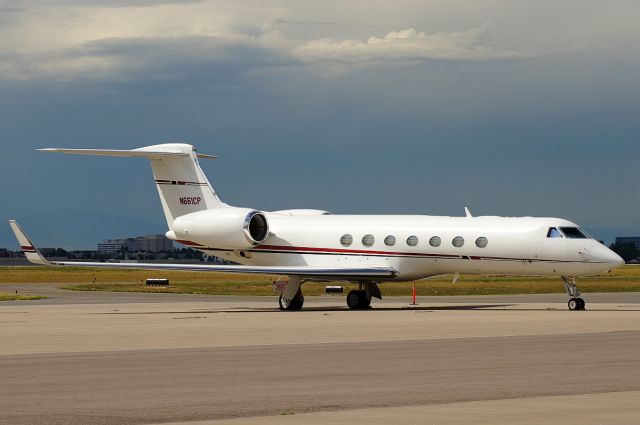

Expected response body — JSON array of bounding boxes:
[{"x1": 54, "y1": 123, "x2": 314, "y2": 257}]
[
  {"x1": 559, "y1": 227, "x2": 588, "y2": 239},
  {"x1": 547, "y1": 227, "x2": 562, "y2": 238}
]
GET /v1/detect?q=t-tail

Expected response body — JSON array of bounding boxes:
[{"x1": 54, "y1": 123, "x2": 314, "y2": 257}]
[{"x1": 39, "y1": 143, "x2": 225, "y2": 228}]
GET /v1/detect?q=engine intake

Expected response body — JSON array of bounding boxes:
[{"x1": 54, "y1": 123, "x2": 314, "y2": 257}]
[
  {"x1": 244, "y1": 210, "x2": 269, "y2": 244},
  {"x1": 171, "y1": 207, "x2": 269, "y2": 249}
]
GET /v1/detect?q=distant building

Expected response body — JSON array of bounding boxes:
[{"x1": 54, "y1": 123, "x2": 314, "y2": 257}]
[
  {"x1": 615, "y1": 236, "x2": 640, "y2": 250},
  {"x1": 0, "y1": 248, "x2": 8, "y2": 257},
  {"x1": 98, "y1": 234, "x2": 173, "y2": 254},
  {"x1": 137, "y1": 234, "x2": 174, "y2": 252}
]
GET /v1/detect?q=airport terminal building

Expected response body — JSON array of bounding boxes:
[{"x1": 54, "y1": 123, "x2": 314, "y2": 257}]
[{"x1": 98, "y1": 234, "x2": 173, "y2": 254}]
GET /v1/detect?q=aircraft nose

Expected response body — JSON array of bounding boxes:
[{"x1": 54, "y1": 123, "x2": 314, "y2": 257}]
[{"x1": 595, "y1": 244, "x2": 625, "y2": 269}]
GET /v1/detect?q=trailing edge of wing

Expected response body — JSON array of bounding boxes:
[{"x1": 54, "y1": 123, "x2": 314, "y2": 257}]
[
  {"x1": 36, "y1": 261, "x2": 397, "y2": 278},
  {"x1": 7, "y1": 220, "x2": 397, "y2": 279}
]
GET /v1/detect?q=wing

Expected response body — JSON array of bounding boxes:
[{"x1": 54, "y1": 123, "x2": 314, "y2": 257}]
[{"x1": 8, "y1": 220, "x2": 397, "y2": 280}]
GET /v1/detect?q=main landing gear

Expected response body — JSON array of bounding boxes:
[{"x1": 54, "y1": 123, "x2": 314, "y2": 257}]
[
  {"x1": 278, "y1": 276, "x2": 304, "y2": 311},
  {"x1": 562, "y1": 276, "x2": 586, "y2": 311},
  {"x1": 347, "y1": 289, "x2": 371, "y2": 309},
  {"x1": 346, "y1": 282, "x2": 381, "y2": 310},
  {"x1": 279, "y1": 289, "x2": 304, "y2": 311},
  {"x1": 276, "y1": 278, "x2": 382, "y2": 311}
]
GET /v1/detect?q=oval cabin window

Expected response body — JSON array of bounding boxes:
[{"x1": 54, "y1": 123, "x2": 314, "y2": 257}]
[
  {"x1": 362, "y1": 234, "x2": 375, "y2": 247},
  {"x1": 452, "y1": 236, "x2": 465, "y2": 248},
  {"x1": 429, "y1": 236, "x2": 441, "y2": 247},
  {"x1": 475, "y1": 237, "x2": 488, "y2": 248},
  {"x1": 340, "y1": 234, "x2": 353, "y2": 247},
  {"x1": 384, "y1": 235, "x2": 396, "y2": 246},
  {"x1": 406, "y1": 236, "x2": 419, "y2": 246}
]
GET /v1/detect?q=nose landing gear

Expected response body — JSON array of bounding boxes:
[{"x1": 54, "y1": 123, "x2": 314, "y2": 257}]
[
  {"x1": 562, "y1": 276, "x2": 586, "y2": 311},
  {"x1": 567, "y1": 297, "x2": 585, "y2": 311}
]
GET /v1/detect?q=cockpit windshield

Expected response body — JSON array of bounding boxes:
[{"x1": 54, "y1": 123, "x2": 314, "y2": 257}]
[
  {"x1": 559, "y1": 227, "x2": 589, "y2": 239},
  {"x1": 547, "y1": 227, "x2": 563, "y2": 238}
]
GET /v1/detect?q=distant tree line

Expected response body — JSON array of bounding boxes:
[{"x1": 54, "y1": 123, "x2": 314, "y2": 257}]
[
  {"x1": 609, "y1": 242, "x2": 639, "y2": 263},
  {"x1": 4, "y1": 247, "x2": 213, "y2": 262}
]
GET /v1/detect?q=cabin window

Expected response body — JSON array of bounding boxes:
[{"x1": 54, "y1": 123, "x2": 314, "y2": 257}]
[
  {"x1": 559, "y1": 227, "x2": 588, "y2": 239},
  {"x1": 452, "y1": 236, "x2": 465, "y2": 248},
  {"x1": 547, "y1": 228, "x2": 562, "y2": 238},
  {"x1": 475, "y1": 237, "x2": 488, "y2": 248},
  {"x1": 429, "y1": 236, "x2": 441, "y2": 247},
  {"x1": 340, "y1": 234, "x2": 353, "y2": 247},
  {"x1": 362, "y1": 234, "x2": 375, "y2": 247},
  {"x1": 384, "y1": 235, "x2": 396, "y2": 246},
  {"x1": 406, "y1": 236, "x2": 419, "y2": 247}
]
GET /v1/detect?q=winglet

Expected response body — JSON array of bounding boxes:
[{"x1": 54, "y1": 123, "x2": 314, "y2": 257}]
[{"x1": 8, "y1": 220, "x2": 52, "y2": 266}]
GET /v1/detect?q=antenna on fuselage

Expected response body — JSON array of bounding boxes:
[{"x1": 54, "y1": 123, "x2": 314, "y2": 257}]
[{"x1": 464, "y1": 207, "x2": 473, "y2": 218}]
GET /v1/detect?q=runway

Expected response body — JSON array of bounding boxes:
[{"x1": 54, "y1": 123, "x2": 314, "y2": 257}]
[{"x1": 2, "y1": 286, "x2": 640, "y2": 424}]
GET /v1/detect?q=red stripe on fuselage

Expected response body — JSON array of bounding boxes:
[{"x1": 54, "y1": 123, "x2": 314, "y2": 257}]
[
  {"x1": 254, "y1": 244, "x2": 460, "y2": 258},
  {"x1": 175, "y1": 239, "x2": 204, "y2": 247},
  {"x1": 250, "y1": 244, "x2": 587, "y2": 264}
]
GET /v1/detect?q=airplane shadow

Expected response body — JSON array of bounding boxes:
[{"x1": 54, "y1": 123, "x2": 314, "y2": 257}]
[
  {"x1": 220, "y1": 304, "x2": 514, "y2": 313},
  {"x1": 219, "y1": 305, "x2": 640, "y2": 313},
  {"x1": 100, "y1": 304, "x2": 640, "y2": 315}
]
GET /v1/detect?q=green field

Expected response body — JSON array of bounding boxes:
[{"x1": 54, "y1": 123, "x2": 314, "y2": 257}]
[
  {"x1": 0, "y1": 293, "x2": 47, "y2": 301},
  {"x1": 1, "y1": 265, "x2": 639, "y2": 297}
]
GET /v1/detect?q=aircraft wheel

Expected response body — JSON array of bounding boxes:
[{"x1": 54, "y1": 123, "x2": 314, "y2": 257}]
[
  {"x1": 279, "y1": 290, "x2": 304, "y2": 311},
  {"x1": 347, "y1": 290, "x2": 371, "y2": 309},
  {"x1": 568, "y1": 298, "x2": 578, "y2": 311},
  {"x1": 347, "y1": 290, "x2": 361, "y2": 309},
  {"x1": 359, "y1": 290, "x2": 371, "y2": 309},
  {"x1": 576, "y1": 297, "x2": 586, "y2": 310}
]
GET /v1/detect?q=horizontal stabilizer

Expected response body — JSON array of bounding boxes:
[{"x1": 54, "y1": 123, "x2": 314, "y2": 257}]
[
  {"x1": 38, "y1": 147, "x2": 217, "y2": 160},
  {"x1": 39, "y1": 143, "x2": 223, "y2": 227}
]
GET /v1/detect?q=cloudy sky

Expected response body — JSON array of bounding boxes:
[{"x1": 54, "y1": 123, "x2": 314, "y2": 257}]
[{"x1": 1, "y1": 0, "x2": 639, "y2": 248}]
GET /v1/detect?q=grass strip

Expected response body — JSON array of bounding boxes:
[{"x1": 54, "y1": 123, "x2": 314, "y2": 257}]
[
  {"x1": 2, "y1": 265, "x2": 639, "y2": 297},
  {"x1": 0, "y1": 293, "x2": 47, "y2": 301}
]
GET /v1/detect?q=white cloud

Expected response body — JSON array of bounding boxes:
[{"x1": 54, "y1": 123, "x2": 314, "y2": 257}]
[
  {"x1": 0, "y1": 1, "x2": 529, "y2": 84},
  {"x1": 295, "y1": 25, "x2": 524, "y2": 62}
]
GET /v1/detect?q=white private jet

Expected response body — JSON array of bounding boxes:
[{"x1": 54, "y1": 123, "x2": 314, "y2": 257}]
[{"x1": 9, "y1": 143, "x2": 624, "y2": 311}]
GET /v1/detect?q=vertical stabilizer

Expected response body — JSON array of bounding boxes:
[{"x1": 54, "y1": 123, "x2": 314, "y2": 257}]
[
  {"x1": 39, "y1": 143, "x2": 227, "y2": 229},
  {"x1": 138, "y1": 144, "x2": 226, "y2": 227}
]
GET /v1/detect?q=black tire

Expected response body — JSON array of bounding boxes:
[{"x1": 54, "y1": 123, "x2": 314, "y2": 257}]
[
  {"x1": 293, "y1": 293, "x2": 304, "y2": 311},
  {"x1": 568, "y1": 298, "x2": 578, "y2": 310},
  {"x1": 358, "y1": 290, "x2": 371, "y2": 309},
  {"x1": 576, "y1": 297, "x2": 586, "y2": 310},
  {"x1": 347, "y1": 290, "x2": 361, "y2": 309},
  {"x1": 279, "y1": 290, "x2": 304, "y2": 311}
]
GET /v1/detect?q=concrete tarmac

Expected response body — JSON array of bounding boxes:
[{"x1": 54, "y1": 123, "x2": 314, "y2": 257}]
[{"x1": 2, "y1": 285, "x2": 640, "y2": 424}]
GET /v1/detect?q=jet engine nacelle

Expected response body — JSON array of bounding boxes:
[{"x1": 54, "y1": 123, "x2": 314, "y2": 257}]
[{"x1": 171, "y1": 207, "x2": 269, "y2": 249}]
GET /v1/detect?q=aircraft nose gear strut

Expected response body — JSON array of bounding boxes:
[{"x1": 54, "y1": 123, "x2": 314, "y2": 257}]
[{"x1": 562, "y1": 276, "x2": 585, "y2": 311}]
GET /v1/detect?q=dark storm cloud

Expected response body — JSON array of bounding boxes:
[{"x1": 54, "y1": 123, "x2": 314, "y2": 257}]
[
  {"x1": 0, "y1": 1, "x2": 638, "y2": 248},
  {"x1": 1, "y1": 38, "x2": 297, "y2": 95}
]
